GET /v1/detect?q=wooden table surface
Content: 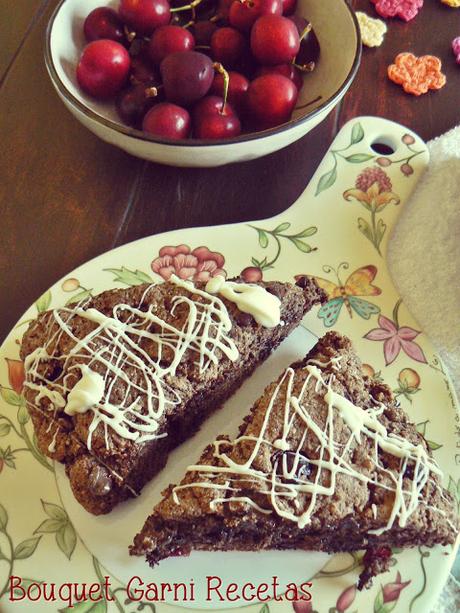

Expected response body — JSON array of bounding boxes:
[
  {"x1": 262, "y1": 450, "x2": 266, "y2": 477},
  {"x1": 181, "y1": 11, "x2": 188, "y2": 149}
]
[{"x1": 1, "y1": 0, "x2": 459, "y2": 342}]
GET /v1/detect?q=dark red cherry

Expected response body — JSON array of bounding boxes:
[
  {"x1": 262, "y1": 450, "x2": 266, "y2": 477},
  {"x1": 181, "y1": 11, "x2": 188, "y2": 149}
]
[
  {"x1": 84, "y1": 7, "x2": 125, "y2": 43},
  {"x1": 148, "y1": 25, "x2": 195, "y2": 65},
  {"x1": 246, "y1": 73, "x2": 297, "y2": 129},
  {"x1": 229, "y1": 0, "x2": 282, "y2": 33},
  {"x1": 210, "y1": 27, "x2": 246, "y2": 68},
  {"x1": 210, "y1": 70, "x2": 249, "y2": 113},
  {"x1": 160, "y1": 51, "x2": 214, "y2": 106},
  {"x1": 192, "y1": 20, "x2": 218, "y2": 45},
  {"x1": 218, "y1": 0, "x2": 234, "y2": 19},
  {"x1": 143, "y1": 102, "x2": 191, "y2": 138},
  {"x1": 281, "y1": 0, "x2": 296, "y2": 15},
  {"x1": 116, "y1": 84, "x2": 159, "y2": 126},
  {"x1": 130, "y1": 56, "x2": 159, "y2": 84},
  {"x1": 296, "y1": 23, "x2": 320, "y2": 66},
  {"x1": 193, "y1": 96, "x2": 241, "y2": 139},
  {"x1": 251, "y1": 15, "x2": 299, "y2": 65},
  {"x1": 77, "y1": 40, "x2": 131, "y2": 99},
  {"x1": 256, "y1": 63, "x2": 302, "y2": 91},
  {"x1": 119, "y1": 0, "x2": 171, "y2": 35}
]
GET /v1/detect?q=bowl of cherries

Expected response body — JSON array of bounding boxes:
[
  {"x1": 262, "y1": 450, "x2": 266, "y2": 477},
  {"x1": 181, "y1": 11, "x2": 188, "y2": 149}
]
[{"x1": 45, "y1": 0, "x2": 360, "y2": 167}]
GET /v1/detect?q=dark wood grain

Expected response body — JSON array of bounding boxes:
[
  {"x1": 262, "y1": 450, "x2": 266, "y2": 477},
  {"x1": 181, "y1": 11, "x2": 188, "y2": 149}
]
[
  {"x1": 116, "y1": 114, "x2": 338, "y2": 246},
  {"x1": 0, "y1": 0, "x2": 47, "y2": 83},
  {"x1": 0, "y1": 0, "x2": 142, "y2": 336},
  {"x1": 343, "y1": 0, "x2": 460, "y2": 138},
  {"x1": 1, "y1": 0, "x2": 459, "y2": 343}
]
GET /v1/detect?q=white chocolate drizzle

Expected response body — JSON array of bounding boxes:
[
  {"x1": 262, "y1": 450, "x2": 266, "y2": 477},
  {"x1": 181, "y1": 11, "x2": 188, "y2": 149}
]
[
  {"x1": 24, "y1": 274, "x2": 277, "y2": 451},
  {"x1": 205, "y1": 276, "x2": 281, "y2": 328},
  {"x1": 173, "y1": 357, "x2": 453, "y2": 535}
]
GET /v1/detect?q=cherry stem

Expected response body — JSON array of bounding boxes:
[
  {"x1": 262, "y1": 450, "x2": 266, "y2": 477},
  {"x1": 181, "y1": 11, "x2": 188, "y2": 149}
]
[
  {"x1": 124, "y1": 25, "x2": 137, "y2": 42},
  {"x1": 213, "y1": 62, "x2": 229, "y2": 114},
  {"x1": 293, "y1": 61, "x2": 315, "y2": 72},
  {"x1": 299, "y1": 23, "x2": 312, "y2": 42},
  {"x1": 171, "y1": 0, "x2": 203, "y2": 13},
  {"x1": 145, "y1": 86, "x2": 160, "y2": 98}
]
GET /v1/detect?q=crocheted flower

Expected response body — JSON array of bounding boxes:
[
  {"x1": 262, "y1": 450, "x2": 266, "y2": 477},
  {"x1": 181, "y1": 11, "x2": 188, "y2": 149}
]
[
  {"x1": 453, "y1": 37, "x2": 460, "y2": 64},
  {"x1": 442, "y1": 0, "x2": 460, "y2": 7},
  {"x1": 356, "y1": 12, "x2": 387, "y2": 47},
  {"x1": 371, "y1": 0, "x2": 423, "y2": 21},
  {"x1": 388, "y1": 53, "x2": 446, "y2": 96},
  {"x1": 151, "y1": 244, "x2": 226, "y2": 282},
  {"x1": 344, "y1": 167, "x2": 399, "y2": 211}
]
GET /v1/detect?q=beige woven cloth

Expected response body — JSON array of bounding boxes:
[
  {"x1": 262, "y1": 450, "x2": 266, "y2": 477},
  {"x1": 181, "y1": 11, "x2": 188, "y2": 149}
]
[{"x1": 388, "y1": 126, "x2": 460, "y2": 611}]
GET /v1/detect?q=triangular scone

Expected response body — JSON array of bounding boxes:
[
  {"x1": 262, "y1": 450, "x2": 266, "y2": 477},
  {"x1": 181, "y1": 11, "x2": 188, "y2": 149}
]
[
  {"x1": 131, "y1": 332, "x2": 458, "y2": 588},
  {"x1": 20, "y1": 275, "x2": 325, "y2": 515}
]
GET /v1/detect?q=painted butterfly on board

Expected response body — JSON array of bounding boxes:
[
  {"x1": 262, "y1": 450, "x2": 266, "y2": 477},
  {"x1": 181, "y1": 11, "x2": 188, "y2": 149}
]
[{"x1": 297, "y1": 263, "x2": 382, "y2": 327}]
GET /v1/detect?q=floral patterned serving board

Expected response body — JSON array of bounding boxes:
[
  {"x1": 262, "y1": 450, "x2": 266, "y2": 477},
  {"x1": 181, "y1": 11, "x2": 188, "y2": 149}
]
[{"x1": 0, "y1": 117, "x2": 459, "y2": 613}]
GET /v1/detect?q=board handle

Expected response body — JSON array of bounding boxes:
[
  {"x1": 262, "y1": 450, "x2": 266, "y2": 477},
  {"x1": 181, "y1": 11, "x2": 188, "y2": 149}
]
[{"x1": 290, "y1": 116, "x2": 429, "y2": 258}]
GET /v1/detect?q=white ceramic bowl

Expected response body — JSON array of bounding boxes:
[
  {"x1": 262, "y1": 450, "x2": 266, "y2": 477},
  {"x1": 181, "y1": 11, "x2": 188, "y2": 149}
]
[{"x1": 45, "y1": 0, "x2": 361, "y2": 167}]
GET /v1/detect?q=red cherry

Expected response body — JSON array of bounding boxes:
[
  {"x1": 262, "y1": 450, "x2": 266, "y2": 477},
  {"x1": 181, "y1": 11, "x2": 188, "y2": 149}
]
[
  {"x1": 119, "y1": 0, "x2": 171, "y2": 35},
  {"x1": 210, "y1": 27, "x2": 246, "y2": 68},
  {"x1": 84, "y1": 7, "x2": 125, "y2": 43},
  {"x1": 193, "y1": 96, "x2": 241, "y2": 139},
  {"x1": 130, "y1": 55, "x2": 159, "y2": 84},
  {"x1": 218, "y1": 0, "x2": 234, "y2": 19},
  {"x1": 116, "y1": 84, "x2": 159, "y2": 126},
  {"x1": 148, "y1": 25, "x2": 195, "y2": 65},
  {"x1": 160, "y1": 51, "x2": 214, "y2": 106},
  {"x1": 256, "y1": 64, "x2": 302, "y2": 92},
  {"x1": 296, "y1": 28, "x2": 320, "y2": 67},
  {"x1": 287, "y1": 14, "x2": 307, "y2": 34},
  {"x1": 250, "y1": 15, "x2": 299, "y2": 65},
  {"x1": 210, "y1": 71, "x2": 249, "y2": 113},
  {"x1": 281, "y1": 0, "x2": 296, "y2": 15},
  {"x1": 77, "y1": 40, "x2": 131, "y2": 99},
  {"x1": 246, "y1": 73, "x2": 297, "y2": 129},
  {"x1": 241, "y1": 266, "x2": 263, "y2": 282},
  {"x1": 143, "y1": 102, "x2": 191, "y2": 138},
  {"x1": 229, "y1": 0, "x2": 282, "y2": 33},
  {"x1": 192, "y1": 20, "x2": 218, "y2": 46}
]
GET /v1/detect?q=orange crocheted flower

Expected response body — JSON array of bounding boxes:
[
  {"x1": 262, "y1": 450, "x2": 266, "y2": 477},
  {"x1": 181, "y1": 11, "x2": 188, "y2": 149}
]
[{"x1": 387, "y1": 52, "x2": 446, "y2": 95}]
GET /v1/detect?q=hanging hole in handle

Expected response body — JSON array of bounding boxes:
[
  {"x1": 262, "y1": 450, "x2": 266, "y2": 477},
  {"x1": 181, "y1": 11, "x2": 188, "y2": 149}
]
[{"x1": 370, "y1": 136, "x2": 398, "y2": 156}]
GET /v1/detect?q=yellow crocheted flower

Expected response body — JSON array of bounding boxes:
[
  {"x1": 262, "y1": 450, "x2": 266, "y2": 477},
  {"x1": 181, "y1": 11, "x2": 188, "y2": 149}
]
[
  {"x1": 356, "y1": 11, "x2": 387, "y2": 47},
  {"x1": 441, "y1": 0, "x2": 460, "y2": 7}
]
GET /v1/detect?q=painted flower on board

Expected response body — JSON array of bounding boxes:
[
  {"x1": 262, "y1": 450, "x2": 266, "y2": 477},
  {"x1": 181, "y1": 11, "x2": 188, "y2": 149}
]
[
  {"x1": 344, "y1": 167, "x2": 400, "y2": 212},
  {"x1": 151, "y1": 245, "x2": 226, "y2": 282},
  {"x1": 364, "y1": 300, "x2": 427, "y2": 366},
  {"x1": 336, "y1": 584, "x2": 357, "y2": 612},
  {"x1": 381, "y1": 571, "x2": 411, "y2": 604},
  {"x1": 6, "y1": 359, "x2": 25, "y2": 395},
  {"x1": 292, "y1": 601, "x2": 313, "y2": 613}
]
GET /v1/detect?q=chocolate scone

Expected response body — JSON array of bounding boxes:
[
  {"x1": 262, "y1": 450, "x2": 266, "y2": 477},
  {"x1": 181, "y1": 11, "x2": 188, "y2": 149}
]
[
  {"x1": 20, "y1": 274, "x2": 325, "y2": 514},
  {"x1": 131, "y1": 332, "x2": 459, "y2": 588}
]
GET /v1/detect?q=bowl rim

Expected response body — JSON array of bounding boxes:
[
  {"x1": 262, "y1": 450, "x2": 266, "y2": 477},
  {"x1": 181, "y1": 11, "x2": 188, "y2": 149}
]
[{"x1": 44, "y1": 0, "x2": 362, "y2": 149}]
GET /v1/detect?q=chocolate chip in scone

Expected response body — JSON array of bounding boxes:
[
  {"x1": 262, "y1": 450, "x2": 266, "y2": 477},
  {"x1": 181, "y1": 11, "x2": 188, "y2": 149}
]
[
  {"x1": 266, "y1": 285, "x2": 282, "y2": 298},
  {"x1": 236, "y1": 312, "x2": 254, "y2": 327},
  {"x1": 295, "y1": 276, "x2": 309, "y2": 289},
  {"x1": 273, "y1": 450, "x2": 312, "y2": 483},
  {"x1": 88, "y1": 465, "x2": 112, "y2": 496}
]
